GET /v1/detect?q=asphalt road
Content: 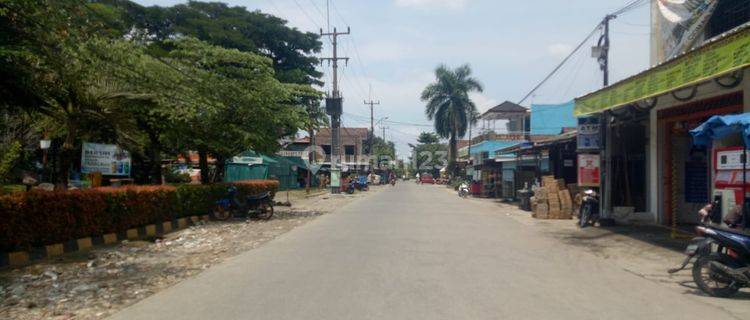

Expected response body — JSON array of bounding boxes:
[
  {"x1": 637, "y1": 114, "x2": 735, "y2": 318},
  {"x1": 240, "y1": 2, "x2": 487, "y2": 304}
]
[{"x1": 110, "y1": 183, "x2": 742, "y2": 320}]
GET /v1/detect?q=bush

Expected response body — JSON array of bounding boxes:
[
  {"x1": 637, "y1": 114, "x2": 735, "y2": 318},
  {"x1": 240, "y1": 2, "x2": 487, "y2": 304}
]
[
  {"x1": 174, "y1": 180, "x2": 278, "y2": 217},
  {"x1": 0, "y1": 180, "x2": 278, "y2": 251},
  {"x1": 163, "y1": 166, "x2": 192, "y2": 184}
]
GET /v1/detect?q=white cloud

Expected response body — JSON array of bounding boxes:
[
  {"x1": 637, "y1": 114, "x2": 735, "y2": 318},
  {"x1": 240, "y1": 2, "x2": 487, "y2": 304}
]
[
  {"x1": 469, "y1": 92, "x2": 497, "y2": 113},
  {"x1": 394, "y1": 0, "x2": 470, "y2": 9},
  {"x1": 546, "y1": 43, "x2": 573, "y2": 59}
]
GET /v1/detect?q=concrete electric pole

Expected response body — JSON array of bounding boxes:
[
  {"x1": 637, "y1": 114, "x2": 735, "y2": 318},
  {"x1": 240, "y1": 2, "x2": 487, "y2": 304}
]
[
  {"x1": 320, "y1": 26, "x2": 350, "y2": 193},
  {"x1": 364, "y1": 98, "x2": 380, "y2": 170}
]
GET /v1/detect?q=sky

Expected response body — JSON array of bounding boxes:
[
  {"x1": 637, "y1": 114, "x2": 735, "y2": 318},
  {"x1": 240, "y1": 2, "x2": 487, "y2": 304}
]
[{"x1": 132, "y1": 0, "x2": 653, "y2": 158}]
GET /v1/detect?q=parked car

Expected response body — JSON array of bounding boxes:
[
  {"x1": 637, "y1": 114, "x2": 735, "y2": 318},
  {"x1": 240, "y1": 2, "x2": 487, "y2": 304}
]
[{"x1": 420, "y1": 173, "x2": 435, "y2": 184}]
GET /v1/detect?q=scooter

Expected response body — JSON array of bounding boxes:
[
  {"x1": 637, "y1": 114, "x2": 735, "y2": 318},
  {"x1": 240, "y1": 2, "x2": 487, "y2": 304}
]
[
  {"x1": 213, "y1": 186, "x2": 274, "y2": 221},
  {"x1": 578, "y1": 189, "x2": 599, "y2": 228},
  {"x1": 458, "y1": 182, "x2": 470, "y2": 198},
  {"x1": 670, "y1": 204, "x2": 750, "y2": 297}
]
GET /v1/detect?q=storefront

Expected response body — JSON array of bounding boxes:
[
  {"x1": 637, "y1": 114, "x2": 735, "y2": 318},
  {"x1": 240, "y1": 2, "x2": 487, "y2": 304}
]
[
  {"x1": 575, "y1": 26, "x2": 750, "y2": 225},
  {"x1": 495, "y1": 142, "x2": 550, "y2": 200}
]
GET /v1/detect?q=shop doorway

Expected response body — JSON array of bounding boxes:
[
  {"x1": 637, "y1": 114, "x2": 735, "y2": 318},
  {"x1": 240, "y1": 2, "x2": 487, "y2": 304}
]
[
  {"x1": 610, "y1": 121, "x2": 648, "y2": 212},
  {"x1": 660, "y1": 92, "x2": 743, "y2": 226}
]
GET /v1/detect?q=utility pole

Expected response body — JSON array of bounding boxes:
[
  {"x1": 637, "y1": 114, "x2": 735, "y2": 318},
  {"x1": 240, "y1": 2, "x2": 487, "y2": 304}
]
[
  {"x1": 597, "y1": 14, "x2": 614, "y2": 87},
  {"x1": 382, "y1": 126, "x2": 388, "y2": 141},
  {"x1": 320, "y1": 26, "x2": 350, "y2": 193},
  {"x1": 364, "y1": 98, "x2": 380, "y2": 171}
]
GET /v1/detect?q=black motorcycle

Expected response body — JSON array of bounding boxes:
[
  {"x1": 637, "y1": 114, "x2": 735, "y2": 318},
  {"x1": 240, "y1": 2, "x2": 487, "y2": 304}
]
[
  {"x1": 212, "y1": 186, "x2": 274, "y2": 221},
  {"x1": 578, "y1": 189, "x2": 599, "y2": 228},
  {"x1": 669, "y1": 203, "x2": 750, "y2": 297}
]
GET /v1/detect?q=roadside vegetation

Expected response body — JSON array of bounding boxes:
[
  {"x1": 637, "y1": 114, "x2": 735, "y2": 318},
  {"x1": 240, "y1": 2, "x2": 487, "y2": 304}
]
[{"x1": 0, "y1": 0, "x2": 326, "y2": 187}]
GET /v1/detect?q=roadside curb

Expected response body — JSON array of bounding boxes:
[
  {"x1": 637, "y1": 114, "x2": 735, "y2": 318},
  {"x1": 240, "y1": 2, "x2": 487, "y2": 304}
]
[{"x1": 0, "y1": 214, "x2": 211, "y2": 268}]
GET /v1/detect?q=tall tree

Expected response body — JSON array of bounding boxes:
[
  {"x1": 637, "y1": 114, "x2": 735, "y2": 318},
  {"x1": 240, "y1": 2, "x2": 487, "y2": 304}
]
[
  {"x1": 164, "y1": 38, "x2": 304, "y2": 183},
  {"x1": 421, "y1": 64, "x2": 483, "y2": 176},
  {"x1": 92, "y1": 0, "x2": 323, "y2": 85}
]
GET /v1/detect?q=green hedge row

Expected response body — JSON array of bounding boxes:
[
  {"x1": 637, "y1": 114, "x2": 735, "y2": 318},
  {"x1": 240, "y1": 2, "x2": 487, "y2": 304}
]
[{"x1": 0, "y1": 180, "x2": 278, "y2": 251}]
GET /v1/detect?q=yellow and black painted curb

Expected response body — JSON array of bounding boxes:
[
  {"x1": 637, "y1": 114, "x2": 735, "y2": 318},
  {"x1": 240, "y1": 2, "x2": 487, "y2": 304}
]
[{"x1": 0, "y1": 214, "x2": 210, "y2": 268}]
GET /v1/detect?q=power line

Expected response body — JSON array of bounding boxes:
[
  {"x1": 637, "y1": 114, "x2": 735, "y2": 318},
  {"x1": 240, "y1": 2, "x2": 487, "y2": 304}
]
[
  {"x1": 517, "y1": 0, "x2": 648, "y2": 104},
  {"x1": 517, "y1": 24, "x2": 601, "y2": 105},
  {"x1": 291, "y1": 0, "x2": 324, "y2": 29}
]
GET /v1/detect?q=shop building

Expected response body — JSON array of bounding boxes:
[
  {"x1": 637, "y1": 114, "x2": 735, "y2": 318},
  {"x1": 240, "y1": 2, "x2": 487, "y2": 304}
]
[{"x1": 574, "y1": 25, "x2": 750, "y2": 226}]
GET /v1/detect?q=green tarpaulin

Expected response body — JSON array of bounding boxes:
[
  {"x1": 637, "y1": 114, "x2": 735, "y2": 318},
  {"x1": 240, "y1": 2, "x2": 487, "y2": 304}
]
[{"x1": 225, "y1": 150, "x2": 307, "y2": 190}]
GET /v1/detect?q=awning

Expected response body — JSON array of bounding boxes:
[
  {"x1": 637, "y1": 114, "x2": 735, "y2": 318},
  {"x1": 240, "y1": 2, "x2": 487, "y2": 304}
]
[
  {"x1": 691, "y1": 113, "x2": 750, "y2": 147},
  {"x1": 575, "y1": 24, "x2": 750, "y2": 116}
]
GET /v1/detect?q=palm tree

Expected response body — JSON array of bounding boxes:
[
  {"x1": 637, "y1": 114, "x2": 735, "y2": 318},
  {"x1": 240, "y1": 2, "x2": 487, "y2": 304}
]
[{"x1": 421, "y1": 64, "x2": 483, "y2": 176}]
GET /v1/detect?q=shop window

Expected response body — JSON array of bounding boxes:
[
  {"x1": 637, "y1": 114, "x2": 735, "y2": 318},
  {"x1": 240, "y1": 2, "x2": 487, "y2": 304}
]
[{"x1": 344, "y1": 145, "x2": 356, "y2": 155}]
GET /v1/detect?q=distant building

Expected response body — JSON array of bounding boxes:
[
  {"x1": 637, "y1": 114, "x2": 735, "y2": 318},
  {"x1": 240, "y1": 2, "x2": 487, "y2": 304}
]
[
  {"x1": 277, "y1": 137, "x2": 311, "y2": 158},
  {"x1": 315, "y1": 127, "x2": 370, "y2": 169}
]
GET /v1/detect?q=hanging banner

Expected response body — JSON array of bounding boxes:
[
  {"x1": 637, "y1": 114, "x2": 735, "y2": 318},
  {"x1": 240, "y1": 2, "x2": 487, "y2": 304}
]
[
  {"x1": 231, "y1": 156, "x2": 263, "y2": 165},
  {"x1": 81, "y1": 142, "x2": 131, "y2": 176},
  {"x1": 577, "y1": 154, "x2": 601, "y2": 187},
  {"x1": 655, "y1": 0, "x2": 717, "y2": 62},
  {"x1": 575, "y1": 28, "x2": 750, "y2": 116}
]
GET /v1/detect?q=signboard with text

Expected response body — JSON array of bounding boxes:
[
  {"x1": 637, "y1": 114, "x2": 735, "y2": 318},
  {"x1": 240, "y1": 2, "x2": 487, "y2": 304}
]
[
  {"x1": 577, "y1": 154, "x2": 600, "y2": 187},
  {"x1": 81, "y1": 142, "x2": 131, "y2": 176},
  {"x1": 577, "y1": 117, "x2": 600, "y2": 150},
  {"x1": 575, "y1": 30, "x2": 750, "y2": 116}
]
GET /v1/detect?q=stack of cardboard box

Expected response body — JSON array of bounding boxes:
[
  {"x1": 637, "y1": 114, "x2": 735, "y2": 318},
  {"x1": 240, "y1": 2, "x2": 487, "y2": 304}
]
[
  {"x1": 532, "y1": 176, "x2": 573, "y2": 220},
  {"x1": 530, "y1": 187, "x2": 548, "y2": 219}
]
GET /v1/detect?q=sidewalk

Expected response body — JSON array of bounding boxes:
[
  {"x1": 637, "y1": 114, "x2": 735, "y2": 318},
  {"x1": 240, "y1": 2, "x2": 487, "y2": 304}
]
[{"x1": 450, "y1": 189, "x2": 750, "y2": 319}]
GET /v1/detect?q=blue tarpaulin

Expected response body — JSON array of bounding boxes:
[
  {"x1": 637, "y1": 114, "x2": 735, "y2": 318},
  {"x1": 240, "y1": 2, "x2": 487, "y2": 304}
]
[{"x1": 690, "y1": 113, "x2": 750, "y2": 146}]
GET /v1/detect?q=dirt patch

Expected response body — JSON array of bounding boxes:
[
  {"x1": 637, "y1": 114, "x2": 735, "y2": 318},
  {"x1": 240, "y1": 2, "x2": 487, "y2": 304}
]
[{"x1": 0, "y1": 187, "x2": 381, "y2": 320}]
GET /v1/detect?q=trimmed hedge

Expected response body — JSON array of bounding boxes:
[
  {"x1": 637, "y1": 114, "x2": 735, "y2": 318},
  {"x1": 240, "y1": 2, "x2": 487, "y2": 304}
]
[{"x1": 0, "y1": 180, "x2": 278, "y2": 251}]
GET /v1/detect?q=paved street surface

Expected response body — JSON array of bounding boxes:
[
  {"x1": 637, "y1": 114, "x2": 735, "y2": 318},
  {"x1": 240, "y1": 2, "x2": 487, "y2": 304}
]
[{"x1": 110, "y1": 183, "x2": 744, "y2": 320}]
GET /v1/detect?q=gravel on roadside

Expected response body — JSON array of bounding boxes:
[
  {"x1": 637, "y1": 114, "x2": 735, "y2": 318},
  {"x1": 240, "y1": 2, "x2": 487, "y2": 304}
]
[{"x1": 0, "y1": 187, "x2": 381, "y2": 320}]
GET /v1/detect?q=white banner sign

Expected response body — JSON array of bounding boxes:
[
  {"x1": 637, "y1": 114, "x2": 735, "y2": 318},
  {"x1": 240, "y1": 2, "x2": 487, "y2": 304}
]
[{"x1": 81, "y1": 142, "x2": 131, "y2": 176}]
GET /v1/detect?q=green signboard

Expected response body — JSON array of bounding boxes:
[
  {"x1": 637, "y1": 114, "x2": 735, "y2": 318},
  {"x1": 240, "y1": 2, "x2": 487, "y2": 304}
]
[{"x1": 575, "y1": 29, "x2": 750, "y2": 116}]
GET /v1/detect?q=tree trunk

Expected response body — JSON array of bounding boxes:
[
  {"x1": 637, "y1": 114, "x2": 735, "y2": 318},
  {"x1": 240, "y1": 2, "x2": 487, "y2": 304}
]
[
  {"x1": 214, "y1": 154, "x2": 226, "y2": 183},
  {"x1": 147, "y1": 131, "x2": 163, "y2": 185},
  {"x1": 56, "y1": 117, "x2": 78, "y2": 190},
  {"x1": 449, "y1": 131, "x2": 458, "y2": 177},
  {"x1": 198, "y1": 148, "x2": 209, "y2": 184}
]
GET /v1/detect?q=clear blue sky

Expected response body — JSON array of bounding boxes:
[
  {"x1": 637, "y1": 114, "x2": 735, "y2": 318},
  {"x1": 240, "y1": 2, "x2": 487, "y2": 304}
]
[{"x1": 132, "y1": 0, "x2": 652, "y2": 157}]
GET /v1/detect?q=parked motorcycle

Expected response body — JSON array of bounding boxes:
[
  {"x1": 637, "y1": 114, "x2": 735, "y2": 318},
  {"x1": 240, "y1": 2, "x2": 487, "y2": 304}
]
[
  {"x1": 670, "y1": 203, "x2": 750, "y2": 297},
  {"x1": 346, "y1": 179, "x2": 356, "y2": 194},
  {"x1": 213, "y1": 186, "x2": 274, "y2": 221},
  {"x1": 578, "y1": 189, "x2": 599, "y2": 228},
  {"x1": 354, "y1": 176, "x2": 369, "y2": 191},
  {"x1": 670, "y1": 227, "x2": 750, "y2": 298},
  {"x1": 458, "y1": 182, "x2": 470, "y2": 198}
]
